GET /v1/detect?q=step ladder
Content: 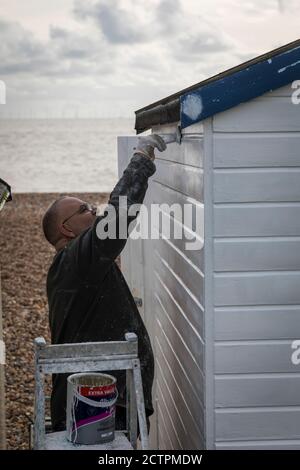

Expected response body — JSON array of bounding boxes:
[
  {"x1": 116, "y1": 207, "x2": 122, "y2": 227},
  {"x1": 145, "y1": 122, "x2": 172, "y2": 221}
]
[{"x1": 33, "y1": 332, "x2": 149, "y2": 450}]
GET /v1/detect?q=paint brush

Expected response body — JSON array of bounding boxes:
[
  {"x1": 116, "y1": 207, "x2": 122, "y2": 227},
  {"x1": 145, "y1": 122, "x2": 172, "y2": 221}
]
[{"x1": 158, "y1": 126, "x2": 182, "y2": 145}]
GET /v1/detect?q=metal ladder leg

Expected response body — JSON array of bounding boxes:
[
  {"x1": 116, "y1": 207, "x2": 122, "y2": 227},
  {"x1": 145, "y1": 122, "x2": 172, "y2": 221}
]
[
  {"x1": 34, "y1": 338, "x2": 46, "y2": 450},
  {"x1": 132, "y1": 358, "x2": 149, "y2": 450},
  {"x1": 126, "y1": 368, "x2": 137, "y2": 449}
]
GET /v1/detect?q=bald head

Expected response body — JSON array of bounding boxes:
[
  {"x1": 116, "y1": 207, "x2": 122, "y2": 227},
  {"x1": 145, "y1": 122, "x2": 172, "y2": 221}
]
[
  {"x1": 42, "y1": 196, "x2": 68, "y2": 246},
  {"x1": 42, "y1": 196, "x2": 97, "y2": 250}
]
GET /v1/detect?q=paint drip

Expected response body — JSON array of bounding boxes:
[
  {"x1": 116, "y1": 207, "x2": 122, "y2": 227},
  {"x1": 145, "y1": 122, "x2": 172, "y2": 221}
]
[{"x1": 66, "y1": 373, "x2": 118, "y2": 445}]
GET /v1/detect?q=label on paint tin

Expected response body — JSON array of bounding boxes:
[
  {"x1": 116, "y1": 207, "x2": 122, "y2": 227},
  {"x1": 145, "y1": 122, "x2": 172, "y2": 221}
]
[{"x1": 80, "y1": 384, "x2": 116, "y2": 397}]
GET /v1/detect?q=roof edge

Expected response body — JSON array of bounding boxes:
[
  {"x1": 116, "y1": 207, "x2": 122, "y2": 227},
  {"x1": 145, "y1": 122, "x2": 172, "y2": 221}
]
[
  {"x1": 135, "y1": 38, "x2": 300, "y2": 134},
  {"x1": 135, "y1": 98, "x2": 180, "y2": 134}
]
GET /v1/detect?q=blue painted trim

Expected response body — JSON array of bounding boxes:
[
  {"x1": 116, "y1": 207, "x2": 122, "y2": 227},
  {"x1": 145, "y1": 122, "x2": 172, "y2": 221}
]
[{"x1": 180, "y1": 45, "x2": 300, "y2": 129}]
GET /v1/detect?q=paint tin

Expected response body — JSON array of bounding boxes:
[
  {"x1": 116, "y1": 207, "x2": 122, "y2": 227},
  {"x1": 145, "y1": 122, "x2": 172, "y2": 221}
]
[{"x1": 66, "y1": 373, "x2": 118, "y2": 445}]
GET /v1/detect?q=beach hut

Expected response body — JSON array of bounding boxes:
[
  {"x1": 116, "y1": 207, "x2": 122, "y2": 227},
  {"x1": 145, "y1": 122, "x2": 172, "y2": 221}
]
[{"x1": 117, "y1": 39, "x2": 300, "y2": 450}]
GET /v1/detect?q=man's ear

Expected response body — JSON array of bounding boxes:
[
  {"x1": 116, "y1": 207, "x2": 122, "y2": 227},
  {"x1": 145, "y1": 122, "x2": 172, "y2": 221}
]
[{"x1": 59, "y1": 223, "x2": 76, "y2": 239}]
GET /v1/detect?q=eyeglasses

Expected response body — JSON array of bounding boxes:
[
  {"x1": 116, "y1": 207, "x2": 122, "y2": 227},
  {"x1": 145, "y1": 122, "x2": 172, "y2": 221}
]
[{"x1": 62, "y1": 203, "x2": 97, "y2": 226}]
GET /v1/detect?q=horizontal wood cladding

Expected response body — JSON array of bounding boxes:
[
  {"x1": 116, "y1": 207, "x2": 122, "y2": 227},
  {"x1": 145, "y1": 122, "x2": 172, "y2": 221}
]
[{"x1": 213, "y1": 97, "x2": 300, "y2": 132}]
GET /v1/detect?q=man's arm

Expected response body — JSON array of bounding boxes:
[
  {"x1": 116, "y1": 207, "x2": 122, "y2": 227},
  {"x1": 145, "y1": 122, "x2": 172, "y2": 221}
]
[{"x1": 72, "y1": 135, "x2": 166, "y2": 281}]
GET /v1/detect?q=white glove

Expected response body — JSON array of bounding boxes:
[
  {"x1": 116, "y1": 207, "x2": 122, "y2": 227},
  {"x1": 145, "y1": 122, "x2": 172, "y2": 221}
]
[{"x1": 133, "y1": 134, "x2": 167, "y2": 161}]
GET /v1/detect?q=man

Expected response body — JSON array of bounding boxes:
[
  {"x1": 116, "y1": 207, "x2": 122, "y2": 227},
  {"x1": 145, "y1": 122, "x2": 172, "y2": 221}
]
[{"x1": 42, "y1": 134, "x2": 166, "y2": 437}]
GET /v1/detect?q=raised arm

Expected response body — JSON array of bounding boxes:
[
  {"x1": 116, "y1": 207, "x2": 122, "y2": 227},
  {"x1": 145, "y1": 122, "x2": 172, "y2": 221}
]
[{"x1": 73, "y1": 134, "x2": 166, "y2": 281}]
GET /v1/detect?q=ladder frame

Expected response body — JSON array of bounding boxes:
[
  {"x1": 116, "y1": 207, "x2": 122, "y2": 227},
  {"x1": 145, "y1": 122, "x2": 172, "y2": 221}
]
[{"x1": 34, "y1": 332, "x2": 149, "y2": 450}]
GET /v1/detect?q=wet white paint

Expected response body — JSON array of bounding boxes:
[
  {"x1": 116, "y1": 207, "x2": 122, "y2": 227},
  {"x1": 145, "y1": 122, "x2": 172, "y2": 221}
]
[
  {"x1": 278, "y1": 60, "x2": 300, "y2": 73},
  {"x1": 182, "y1": 93, "x2": 203, "y2": 121}
]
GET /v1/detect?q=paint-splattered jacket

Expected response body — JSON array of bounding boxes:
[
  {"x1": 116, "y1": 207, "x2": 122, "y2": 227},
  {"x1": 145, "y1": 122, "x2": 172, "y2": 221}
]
[{"x1": 47, "y1": 153, "x2": 156, "y2": 431}]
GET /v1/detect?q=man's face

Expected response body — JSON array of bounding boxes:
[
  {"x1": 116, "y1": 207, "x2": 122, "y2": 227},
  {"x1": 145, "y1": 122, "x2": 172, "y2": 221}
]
[{"x1": 58, "y1": 197, "x2": 97, "y2": 240}]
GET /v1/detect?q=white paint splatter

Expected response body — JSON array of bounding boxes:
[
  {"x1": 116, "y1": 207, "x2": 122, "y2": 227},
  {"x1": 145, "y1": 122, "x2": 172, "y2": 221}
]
[
  {"x1": 281, "y1": 46, "x2": 300, "y2": 57},
  {"x1": 278, "y1": 59, "x2": 300, "y2": 73},
  {"x1": 182, "y1": 93, "x2": 203, "y2": 121},
  {"x1": 268, "y1": 59, "x2": 272, "y2": 64}
]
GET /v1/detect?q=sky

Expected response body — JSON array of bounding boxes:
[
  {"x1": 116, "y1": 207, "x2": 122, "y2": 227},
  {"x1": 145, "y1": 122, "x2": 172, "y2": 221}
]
[{"x1": 0, "y1": 0, "x2": 299, "y2": 118}]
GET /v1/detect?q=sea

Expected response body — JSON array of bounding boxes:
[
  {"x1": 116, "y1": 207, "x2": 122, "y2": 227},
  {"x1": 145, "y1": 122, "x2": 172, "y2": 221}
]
[{"x1": 0, "y1": 118, "x2": 137, "y2": 193}]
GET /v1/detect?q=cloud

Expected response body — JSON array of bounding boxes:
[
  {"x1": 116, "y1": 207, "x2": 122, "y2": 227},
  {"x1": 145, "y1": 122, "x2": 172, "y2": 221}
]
[
  {"x1": 70, "y1": 0, "x2": 238, "y2": 86},
  {"x1": 0, "y1": 1, "x2": 250, "y2": 82},
  {"x1": 173, "y1": 29, "x2": 234, "y2": 64},
  {"x1": 93, "y1": 2, "x2": 151, "y2": 44},
  {"x1": 155, "y1": 0, "x2": 182, "y2": 36},
  {"x1": 0, "y1": 0, "x2": 299, "y2": 118},
  {"x1": 73, "y1": 0, "x2": 152, "y2": 44},
  {"x1": 73, "y1": 0, "x2": 183, "y2": 44},
  {"x1": 49, "y1": 25, "x2": 105, "y2": 60},
  {"x1": 0, "y1": 20, "x2": 49, "y2": 75},
  {"x1": 0, "y1": 19, "x2": 115, "y2": 78}
]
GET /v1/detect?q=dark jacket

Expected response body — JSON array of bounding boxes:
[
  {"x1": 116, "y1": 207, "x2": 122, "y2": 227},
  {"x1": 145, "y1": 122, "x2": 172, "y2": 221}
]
[{"x1": 47, "y1": 153, "x2": 156, "y2": 431}]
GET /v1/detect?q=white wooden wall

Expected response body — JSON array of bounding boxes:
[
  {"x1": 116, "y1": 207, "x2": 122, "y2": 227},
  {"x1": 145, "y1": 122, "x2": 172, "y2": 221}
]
[
  {"x1": 118, "y1": 135, "x2": 159, "y2": 449},
  {"x1": 151, "y1": 122, "x2": 205, "y2": 450},
  {"x1": 118, "y1": 122, "x2": 206, "y2": 450},
  {"x1": 118, "y1": 82, "x2": 300, "y2": 451},
  {"x1": 211, "y1": 83, "x2": 300, "y2": 449}
]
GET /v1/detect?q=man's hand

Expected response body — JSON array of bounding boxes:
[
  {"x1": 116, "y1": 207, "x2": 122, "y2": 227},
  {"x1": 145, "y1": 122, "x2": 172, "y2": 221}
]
[{"x1": 133, "y1": 134, "x2": 167, "y2": 161}]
